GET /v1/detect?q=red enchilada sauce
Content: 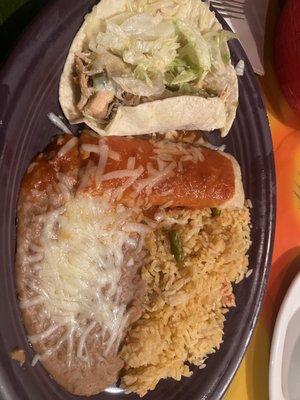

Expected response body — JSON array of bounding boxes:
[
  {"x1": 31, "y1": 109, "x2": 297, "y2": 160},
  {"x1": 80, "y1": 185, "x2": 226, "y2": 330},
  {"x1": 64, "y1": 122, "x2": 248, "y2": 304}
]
[{"x1": 23, "y1": 131, "x2": 235, "y2": 209}]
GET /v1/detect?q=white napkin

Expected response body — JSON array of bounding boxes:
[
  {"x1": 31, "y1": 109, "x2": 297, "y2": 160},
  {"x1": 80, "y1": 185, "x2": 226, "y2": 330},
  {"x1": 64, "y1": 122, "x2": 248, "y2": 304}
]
[{"x1": 222, "y1": 0, "x2": 269, "y2": 75}]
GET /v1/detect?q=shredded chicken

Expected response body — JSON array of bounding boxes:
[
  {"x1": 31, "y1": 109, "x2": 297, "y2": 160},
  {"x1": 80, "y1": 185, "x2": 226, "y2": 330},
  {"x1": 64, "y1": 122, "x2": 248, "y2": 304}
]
[
  {"x1": 94, "y1": 47, "x2": 130, "y2": 77},
  {"x1": 122, "y1": 92, "x2": 140, "y2": 106},
  {"x1": 74, "y1": 50, "x2": 139, "y2": 120},
  {"x1": 75, "y1": 53, "x2": 94, "y2": 110},
  {"x1": 105, "y1": 100, "x2": 123, "y2": 122},
  {"x1": 84, "y1": 91, "x2": 115, "y2": 119}
]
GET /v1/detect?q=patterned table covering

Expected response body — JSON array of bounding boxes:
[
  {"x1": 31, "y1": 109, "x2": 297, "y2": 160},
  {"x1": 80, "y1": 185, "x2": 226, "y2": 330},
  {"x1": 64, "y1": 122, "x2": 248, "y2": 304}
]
[
  {"x1": 1, "y1": 1, "x2": 300, "y2": 399},
  {"x1": 226, "y1": 1, "x2": 300, "y2": 398}
]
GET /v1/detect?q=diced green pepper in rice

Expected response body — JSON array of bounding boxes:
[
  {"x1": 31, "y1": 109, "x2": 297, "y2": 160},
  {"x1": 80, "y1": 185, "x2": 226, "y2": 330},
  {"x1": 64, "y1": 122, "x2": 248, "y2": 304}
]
[
  {"x1": 169, "y1": 230, "x2": 184, "y2": 263},
  {"x1": 211, "y1": 208, "x2": 221, "y2": 217}
]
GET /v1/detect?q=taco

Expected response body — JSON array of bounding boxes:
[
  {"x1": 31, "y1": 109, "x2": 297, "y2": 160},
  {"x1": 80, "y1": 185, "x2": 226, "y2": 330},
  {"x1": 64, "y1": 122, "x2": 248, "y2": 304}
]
[{"x1": 59, "y1": 0, "x2": 238, "y2": 136}]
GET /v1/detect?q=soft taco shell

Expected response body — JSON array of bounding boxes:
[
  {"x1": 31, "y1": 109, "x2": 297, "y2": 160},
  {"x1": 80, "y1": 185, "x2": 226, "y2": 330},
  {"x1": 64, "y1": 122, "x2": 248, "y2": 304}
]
[
  {"x1": 59, "y1": 0, "x2": 238, "y2": 136},
  {"x1": 105, "y1": 96, "x2": 227, "y2": 136}
]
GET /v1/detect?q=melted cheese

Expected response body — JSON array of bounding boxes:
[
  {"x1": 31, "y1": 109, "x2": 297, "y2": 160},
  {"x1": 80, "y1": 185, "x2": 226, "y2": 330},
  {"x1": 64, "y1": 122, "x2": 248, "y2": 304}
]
[{"x1": 27, "y1": 195, "x2": 149, "y2": 365}]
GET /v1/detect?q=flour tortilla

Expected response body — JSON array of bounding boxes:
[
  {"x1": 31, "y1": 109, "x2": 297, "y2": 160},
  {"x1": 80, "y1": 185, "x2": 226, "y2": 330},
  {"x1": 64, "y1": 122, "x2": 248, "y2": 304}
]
[
  {"x1": 105, "y1": 96, "x2": 226, "y2": 136},
  {"x1": 59, "y1": 0, "x2": 238, "y2": 136},
  {"x1": 220, "y1": 152, "x2": 244, "y2": 209}
]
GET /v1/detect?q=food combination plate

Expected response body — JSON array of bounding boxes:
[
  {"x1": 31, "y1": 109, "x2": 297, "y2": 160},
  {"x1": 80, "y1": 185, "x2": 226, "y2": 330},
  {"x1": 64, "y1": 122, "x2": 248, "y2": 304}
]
[{"x1": 0, "y1": 1, "x2": 275, "y2": 399}]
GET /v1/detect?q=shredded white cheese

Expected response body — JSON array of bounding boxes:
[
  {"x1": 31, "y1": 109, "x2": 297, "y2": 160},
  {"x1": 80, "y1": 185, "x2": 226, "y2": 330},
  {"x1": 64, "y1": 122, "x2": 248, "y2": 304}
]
[
  {"x1": 96, "y1": 142, "x2": 109, "y2": 185},
  {"x1": 101, "y1": 169, "x2": 141, "y2": 181},
  {"x1": 108, "y1": 149, "x2": 121, "y2": 161},
  {"x1": 235, "y1": 60, "x2": 245, "y2": 76},
  {"x1": 47, "y1": 112, "x2": 72, "y2": 134},
  {"x1": 57, "y1": 137, "x2": 78, "y2": 157},
  {"x1": 81, "y1": 144, "x2": 100, "y2": 154},
  {"x1": 24, "y1": 195, "x2": 149, "y2": 365},
  {"x1": 135, "y1": 161, "x2": 176, "y2": 195},
  {"x1": 127, "y1": 157, "x2": 136, "y2": 170}
]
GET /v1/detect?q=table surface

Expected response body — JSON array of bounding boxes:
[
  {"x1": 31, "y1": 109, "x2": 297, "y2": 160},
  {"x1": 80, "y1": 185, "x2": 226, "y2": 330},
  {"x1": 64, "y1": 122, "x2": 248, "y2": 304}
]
[
  {"x1": 226, "y1": 1, "x2": 300, "y2": 398},
  {"x1": 1, "y1": 1, "x2": 300, "y2": 399}
]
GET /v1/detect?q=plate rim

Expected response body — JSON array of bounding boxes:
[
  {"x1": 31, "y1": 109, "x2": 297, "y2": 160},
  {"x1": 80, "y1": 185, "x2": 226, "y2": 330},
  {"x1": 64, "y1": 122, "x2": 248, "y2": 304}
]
[{"x1": 0, "y1": 1, "x2": 276, "y2": 399}]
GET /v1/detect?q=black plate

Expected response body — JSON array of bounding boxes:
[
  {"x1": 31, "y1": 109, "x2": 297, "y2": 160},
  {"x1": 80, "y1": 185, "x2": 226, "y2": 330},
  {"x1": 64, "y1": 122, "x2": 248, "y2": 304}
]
[{"x1": 0, "y1": 1, "x2": 275, "y2": 399}]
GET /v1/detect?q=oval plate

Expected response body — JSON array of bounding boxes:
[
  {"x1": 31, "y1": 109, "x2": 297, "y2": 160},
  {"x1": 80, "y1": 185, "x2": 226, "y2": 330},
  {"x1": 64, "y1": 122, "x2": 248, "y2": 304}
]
[{"x1": 0, "y1": 1, "x2": 275, "y2": 400}]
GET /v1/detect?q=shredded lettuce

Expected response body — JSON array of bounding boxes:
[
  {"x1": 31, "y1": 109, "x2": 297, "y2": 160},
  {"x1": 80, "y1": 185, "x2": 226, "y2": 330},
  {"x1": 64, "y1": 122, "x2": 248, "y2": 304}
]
[
  {"x1": 170, "y1": 70, "x2": 199, "y2": 85},
  {"x1": 126, "y1": 0, "x2": 219, "y2": 31},
  {"x1": 92, "y1": 75, "x2": 117, "y2": 93},
  {"x1": 113, "y1": 75, "x2": 165, "y2": 97},
  {"x1": 203, "y1": 30, "x2": 236, "y2": 69},
  {"x1": 85, "y1": 0, "x2": 236, "y2": 98},
  {"x1": 176, "y1": 20, "x2": 211, "y2": 80}
]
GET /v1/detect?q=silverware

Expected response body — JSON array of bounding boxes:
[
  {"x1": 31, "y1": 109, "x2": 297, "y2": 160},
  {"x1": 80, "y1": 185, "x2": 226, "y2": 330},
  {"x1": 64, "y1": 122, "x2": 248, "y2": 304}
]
[
  {"x1": 210, "y1": 0, "x2": 246, "y2": 20},
  {"x1": 210, "y1": 0, "x2": 269, "y2": 75}
]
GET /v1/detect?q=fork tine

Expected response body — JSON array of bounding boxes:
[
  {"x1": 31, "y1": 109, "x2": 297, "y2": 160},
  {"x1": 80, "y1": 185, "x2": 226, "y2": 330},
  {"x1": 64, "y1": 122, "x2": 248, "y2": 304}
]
[
  {"x1": 212, "y1": 0, "x2": 245, "y2": 5},
  {"x1": 210, "y1": 3, "x2": 245, "y2": 17},
  {"x1": 211, "y1": 7, "x2": 245, "y2": 21},
  {"x1": 211, "y1": 7, "x2": 244, "y2": 16},
  {"x1": 210, "y1": 1, "x2": 245, "y2": 11},
  {"x1": 210, "y1": 7, "x2": 245, "y2": 17},
  {"x1": 215, "y1": 11, "x2": 245, "y2": 21}
]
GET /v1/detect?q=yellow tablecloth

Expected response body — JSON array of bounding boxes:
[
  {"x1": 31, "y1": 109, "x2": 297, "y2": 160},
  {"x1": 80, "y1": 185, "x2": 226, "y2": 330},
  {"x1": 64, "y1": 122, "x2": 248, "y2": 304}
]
[{"x1": 225, "y1": 1, "x2": 300, "y2": 398}]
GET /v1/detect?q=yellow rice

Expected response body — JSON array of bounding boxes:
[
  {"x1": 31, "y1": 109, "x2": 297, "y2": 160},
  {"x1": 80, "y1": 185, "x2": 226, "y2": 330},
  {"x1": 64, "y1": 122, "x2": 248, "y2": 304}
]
[{"x1": 120, "y1": 206, "x2": 251, "y2": 396}]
